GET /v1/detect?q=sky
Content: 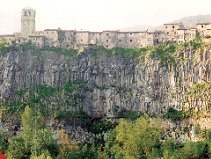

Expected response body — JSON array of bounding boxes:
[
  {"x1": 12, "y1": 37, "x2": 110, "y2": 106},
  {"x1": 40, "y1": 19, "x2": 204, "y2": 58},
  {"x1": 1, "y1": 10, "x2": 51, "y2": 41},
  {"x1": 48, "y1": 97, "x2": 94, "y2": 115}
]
[{"x1": 0, "y1": 0, "x2": 211, "y2": 34}]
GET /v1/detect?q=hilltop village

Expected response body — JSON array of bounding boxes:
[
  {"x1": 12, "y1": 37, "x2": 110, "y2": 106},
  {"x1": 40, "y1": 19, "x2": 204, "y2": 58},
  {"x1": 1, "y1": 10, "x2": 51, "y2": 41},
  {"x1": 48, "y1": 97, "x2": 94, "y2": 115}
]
[{"x1": 1, "y1": 8, "x2": 211, "y2": 51}]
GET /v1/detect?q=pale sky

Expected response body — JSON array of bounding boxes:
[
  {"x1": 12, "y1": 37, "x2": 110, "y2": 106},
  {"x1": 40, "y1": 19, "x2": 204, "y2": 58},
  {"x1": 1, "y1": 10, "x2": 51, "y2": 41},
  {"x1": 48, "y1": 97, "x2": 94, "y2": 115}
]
[{"x1": 0, "y1": 0, "x2": 211, "y2": 34}]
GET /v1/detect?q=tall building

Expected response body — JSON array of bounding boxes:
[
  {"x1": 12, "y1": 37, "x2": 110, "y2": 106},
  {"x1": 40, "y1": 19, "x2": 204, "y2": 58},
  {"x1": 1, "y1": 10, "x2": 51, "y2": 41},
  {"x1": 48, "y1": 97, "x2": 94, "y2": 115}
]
[{"x1": 21, "y1": 8, "x2": 36, "y2": 37}]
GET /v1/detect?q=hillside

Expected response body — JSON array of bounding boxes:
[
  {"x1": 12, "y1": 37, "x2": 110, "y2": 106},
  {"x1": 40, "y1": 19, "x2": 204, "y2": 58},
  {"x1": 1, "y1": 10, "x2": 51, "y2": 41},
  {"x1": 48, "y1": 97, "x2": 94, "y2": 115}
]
[{"x1": 121, "y1": 14, "x2": 211, "y2": 31}]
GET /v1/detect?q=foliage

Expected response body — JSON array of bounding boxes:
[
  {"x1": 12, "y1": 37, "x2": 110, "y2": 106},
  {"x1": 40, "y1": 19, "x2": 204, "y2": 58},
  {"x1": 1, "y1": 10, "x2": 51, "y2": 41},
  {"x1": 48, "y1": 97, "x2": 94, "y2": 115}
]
[
  {"x1": 87, "y1": 120, "x2": 115, "y2": 135},
  {"x1": 6, "y1": 136, "x2": 29, "y2": 159},
  {"x1": 40, "y1": 45, "x2": 78, "y2": 57},
  {"x1": 161, "y1": 139, "x2": 179, "y2": 159},
  {"x1": 0, "y1": 134, "x2": 7, "y2": 153},
  {"x1": 187, "y1": 80, "x2": 211, "y2": 98},
  {"x1": 150, "y1": 42, "x2": 177, "y2": 66},
  {"x1": 114, "y1": 117, "x2": 161, "y2": 159},
  {"x1": 79, "y1": 144, "x2": 98, "y2": 159},
  {"x1": 57, "y1": 129, "x2": 80, "y2": 158},
  {"x1": 117, "y1": 110, "x2": 141, "y2": 120},
  {"x1": 95, "y1": 46, "x2": 150, "y2": 59},
  {"x1": 0, "y1": 39, "x2": 6, "y2": 53},
  {"x1": 162, "y1": 107, "x2": 188, "y2": 120},
  {"x1": 182, "y1": 141, "x2": 207, "y2": 159},
  {"x1": 8, "y1": 81, "x2": 87, "y2": 118},
  {"x1": 6, "y1": 106, "x2": 59, "y2": 159},
  {"x1": 30, "y1": 150, "x2": 52, "y2": 159},
  {"x1": 0, "y1": 107, "x2": 5, "y2": 122}
]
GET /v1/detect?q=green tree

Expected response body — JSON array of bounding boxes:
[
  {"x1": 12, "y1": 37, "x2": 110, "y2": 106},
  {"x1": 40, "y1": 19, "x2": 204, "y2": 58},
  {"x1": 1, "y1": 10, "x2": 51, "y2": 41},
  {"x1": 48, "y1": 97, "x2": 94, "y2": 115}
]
[
  {"x1": 57, "y1": 129, "x2": 80, "y2": 158},
  {"x1": 182, "y1": 141, "x2": 206, "y2": 159},
  {"x1": 6, "y1": 136, "x2": 29, "y2": 159},
  {"x1": 115, "y1": 117, "x2": 161, "y2": 159},
  {"x1": 7, "y1": 106, "x2": 58, "y2": 158},
  {"x1": 30, "y1": 150, "x2": 52, "y2": 159}
]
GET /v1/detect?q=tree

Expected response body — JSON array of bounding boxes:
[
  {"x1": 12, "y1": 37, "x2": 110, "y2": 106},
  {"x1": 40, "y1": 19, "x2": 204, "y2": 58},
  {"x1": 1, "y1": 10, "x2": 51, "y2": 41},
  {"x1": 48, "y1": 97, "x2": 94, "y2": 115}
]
[
  {"x1": 182, "y1": 141, "x2": 206, "y2": 159},
  {"x1": 115, "y1": 117, "x2": 161, "y2": 159},
  {"x1": 30, "y1": 150, "x2": 52, "y2": 159},
  {"x1": 7, "y1": 106, "x2": 59, "y2": 158},
  {"x1": 6, "y1": 136, "x2": 29, "y2": 159},
  {"x1": 21, "y1": 106, "x2": 34, "y2": 147},
  {"x1": 57, "y1": 129, "x2": 79, "y2": 158}
]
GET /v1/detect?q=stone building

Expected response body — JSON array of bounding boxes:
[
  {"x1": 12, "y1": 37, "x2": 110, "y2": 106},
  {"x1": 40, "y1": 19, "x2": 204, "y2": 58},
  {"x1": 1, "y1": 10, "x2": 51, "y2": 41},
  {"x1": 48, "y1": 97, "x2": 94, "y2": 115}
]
[
  {"x1": 100, "y1": 30, "x2": 118, "y2": 48},
  {"x1": 196, "y1": 22, "x2": 211, "y2": 37},
  {"x1": 75, "y1": 31, "x2": 89, "y2": 47},
  {"x1": 58, "y1": 30, "x2": 76, "y2": 48},
  {"x1": 117, "y1": 31, "x2": 143, "y2": 48},
  {"x1": 88, "y1": 32, "x2": 101, "y2": 45},
  {"x1": 43, "y1": 29, "x2": 59, "y2": 47},
  {"x1": 164, "y1": 22, "x2": 185, "y2": 42},
  {"x1": 1, "y1": 8, "x2": 211, "y2": 50},
  {"x1": 153, "y1": 31, "x2": 166, "y2": 44},
  {"x1": 28, "y1": 35, "x2": 45, "y2": 47},
  {"x1": 21, "y1": 8, "x2": 36, "y2": 37}
]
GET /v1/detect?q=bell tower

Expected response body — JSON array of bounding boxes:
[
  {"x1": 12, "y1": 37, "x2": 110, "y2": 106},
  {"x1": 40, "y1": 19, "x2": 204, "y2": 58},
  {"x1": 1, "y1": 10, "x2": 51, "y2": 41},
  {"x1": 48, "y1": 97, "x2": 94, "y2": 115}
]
[{"x1": 21, "y1": 8, "x2": 36, "y2": 37}]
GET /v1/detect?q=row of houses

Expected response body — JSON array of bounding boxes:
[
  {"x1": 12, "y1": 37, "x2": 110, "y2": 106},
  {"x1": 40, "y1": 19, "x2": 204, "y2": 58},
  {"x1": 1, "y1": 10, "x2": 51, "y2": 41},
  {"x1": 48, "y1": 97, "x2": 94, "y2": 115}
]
[
  {"x1": 1, "y1": 7, "x2": 211, "y2": 50},
  {"x1": 1, "y1": 22, "x2": 211, "y2": 51}
]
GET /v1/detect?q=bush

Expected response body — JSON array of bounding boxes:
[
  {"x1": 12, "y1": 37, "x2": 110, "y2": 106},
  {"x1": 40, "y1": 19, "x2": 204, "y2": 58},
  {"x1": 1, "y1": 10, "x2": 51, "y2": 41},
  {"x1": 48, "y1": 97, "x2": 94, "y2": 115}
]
[{"x1": 162, "y1": 108, "x2": 185, "y2": 120}]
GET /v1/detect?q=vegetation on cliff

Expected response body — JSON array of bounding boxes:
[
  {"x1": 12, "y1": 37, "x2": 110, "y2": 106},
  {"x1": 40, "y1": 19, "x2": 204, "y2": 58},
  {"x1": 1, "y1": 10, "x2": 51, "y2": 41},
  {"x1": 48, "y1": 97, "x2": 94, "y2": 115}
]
[
  {"x1": 1, "y1": 106, "x2": 211, "y2": 159},
  {"x1": 0, "y1": 38, "x2": 210, "y2": 158},
  {"x1": 95, "y1": 37, "x2": 205, "y2": 66}
]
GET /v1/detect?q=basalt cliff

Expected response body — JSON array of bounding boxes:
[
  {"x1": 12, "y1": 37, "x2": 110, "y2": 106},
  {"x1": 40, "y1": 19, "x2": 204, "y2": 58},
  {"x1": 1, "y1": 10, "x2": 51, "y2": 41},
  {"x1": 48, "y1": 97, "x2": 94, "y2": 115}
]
[{"x1": 0, "y1": 43, "x2": 210, "y2": 118}]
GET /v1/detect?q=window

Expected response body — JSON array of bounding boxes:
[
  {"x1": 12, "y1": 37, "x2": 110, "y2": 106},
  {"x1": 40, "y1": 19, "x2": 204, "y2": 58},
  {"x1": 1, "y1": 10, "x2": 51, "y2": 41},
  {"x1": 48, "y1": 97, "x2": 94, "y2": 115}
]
[
  {"x1": 166, "y1": 26, "x2": 167, "y2": 28},
  {"x1": 119, "y1": 39, "x2": 121, "y2": 42},
  {"x1": 130, "y1": 33, "x2": 133, "y2": 35},
  {"x1": 201, "y1": 25, "x2": 204, "y2": 28},
  {"x1": 106, "y1": 39, "x2": 109, "y2": 42},
  {"x1": 172, "y1": 25, "x2": 175, "y2": 28},
  {"x1": 28, "y1": 12, "x2": 31, "y2": 16},
  {"x1": 106, "y1": 45, "x2": 108, "y2": 47},
  {"x1": 130, "y1": 39, "x2": 132, "y2": 42},
  {"x1": 106, "y1": 33, "x2": 109, "y2": 36},
  {"x1": 24, "y1": 11, "x2": 27, "y2": 16}
]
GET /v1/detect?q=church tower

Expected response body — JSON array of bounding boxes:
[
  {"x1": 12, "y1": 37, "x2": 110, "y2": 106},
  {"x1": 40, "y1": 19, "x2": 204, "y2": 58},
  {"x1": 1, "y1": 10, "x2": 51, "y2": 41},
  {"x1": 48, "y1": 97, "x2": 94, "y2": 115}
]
[{"x1": 21, "y1": 8, "x2": 36, "y2": 37}]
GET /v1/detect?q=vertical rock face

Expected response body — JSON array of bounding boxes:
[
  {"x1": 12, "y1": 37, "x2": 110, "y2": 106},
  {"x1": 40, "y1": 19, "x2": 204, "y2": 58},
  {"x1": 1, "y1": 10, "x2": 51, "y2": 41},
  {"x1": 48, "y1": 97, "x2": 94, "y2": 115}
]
[{"x1": 0, "y1": 47, "x2": 210, "y2": 117}]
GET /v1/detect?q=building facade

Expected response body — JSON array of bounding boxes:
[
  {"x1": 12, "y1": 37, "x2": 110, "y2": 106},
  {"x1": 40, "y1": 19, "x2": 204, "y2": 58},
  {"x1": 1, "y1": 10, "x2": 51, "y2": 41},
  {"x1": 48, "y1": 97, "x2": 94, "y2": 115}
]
[{"x1": 1, "y1": 8, "x2": 211, "y2": 50}]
